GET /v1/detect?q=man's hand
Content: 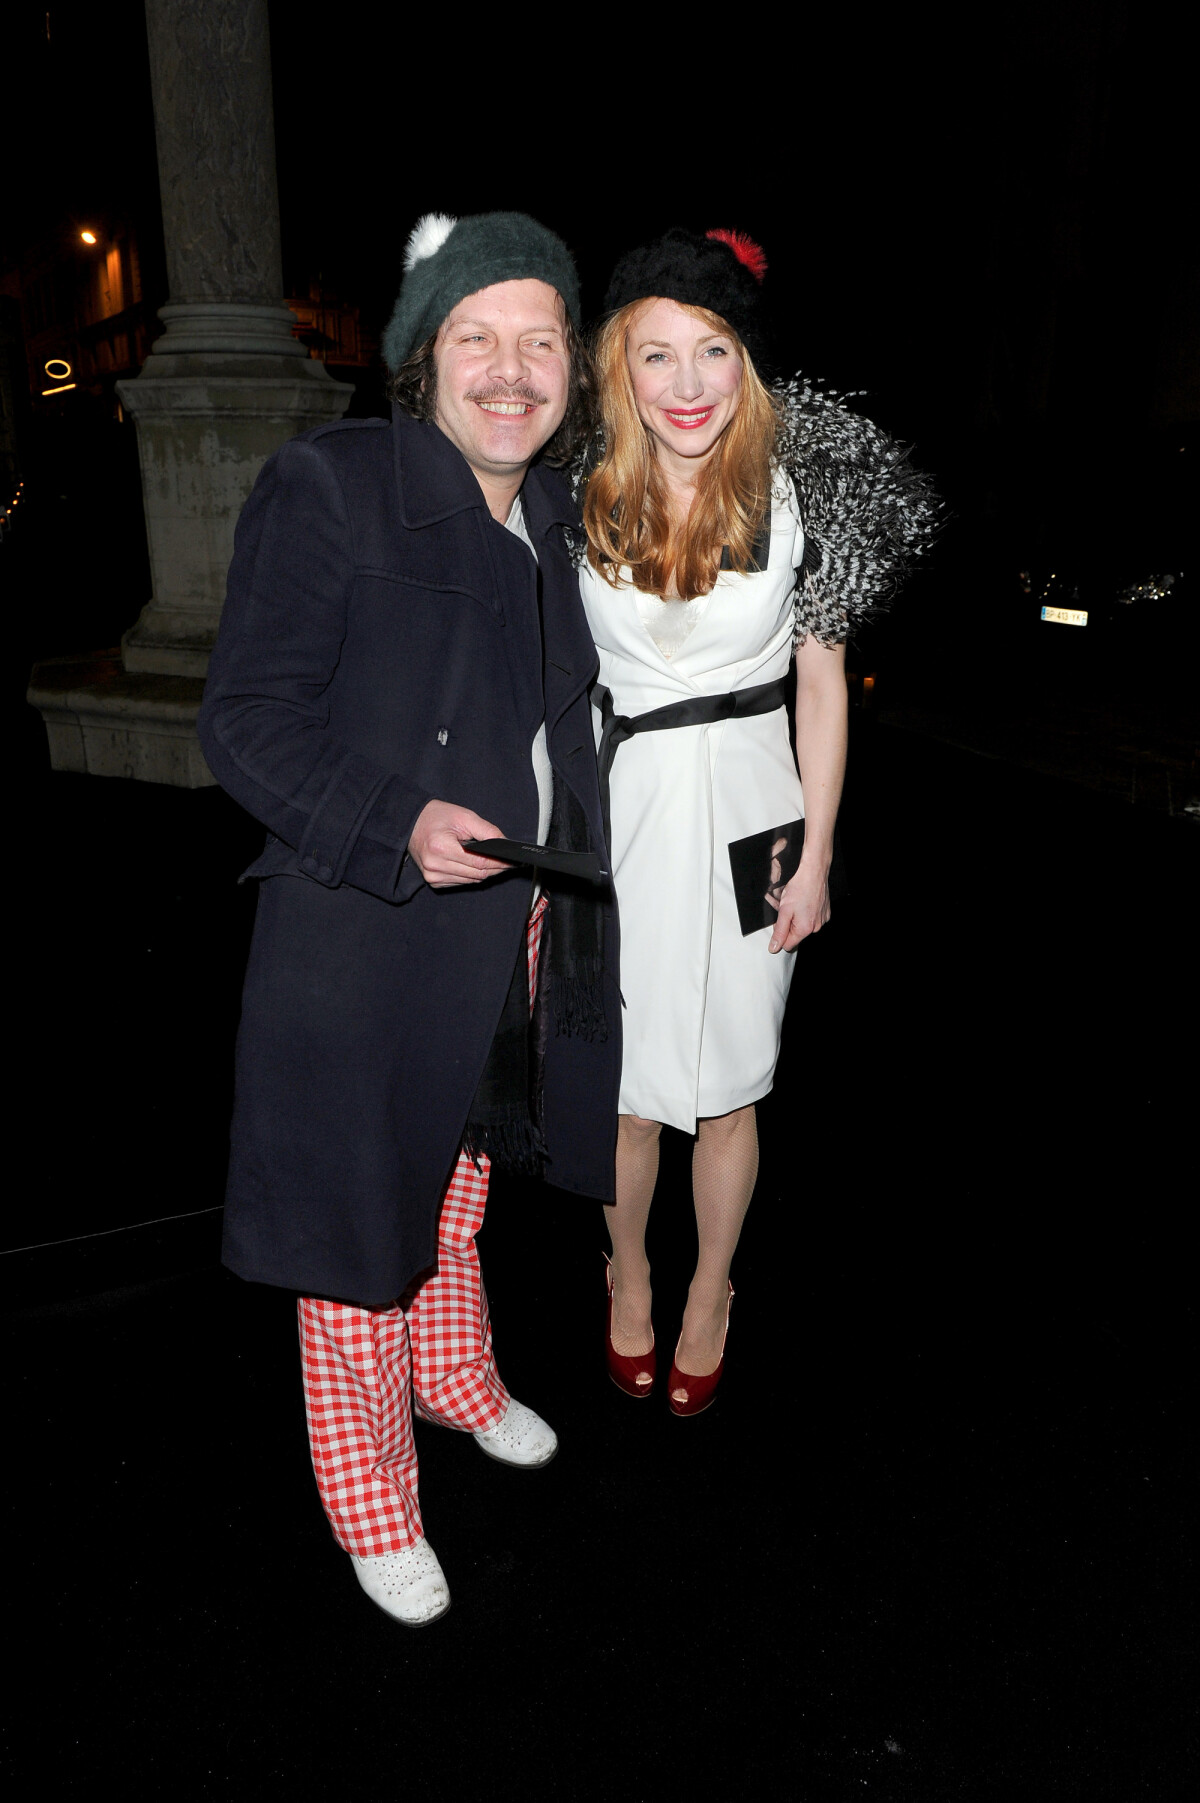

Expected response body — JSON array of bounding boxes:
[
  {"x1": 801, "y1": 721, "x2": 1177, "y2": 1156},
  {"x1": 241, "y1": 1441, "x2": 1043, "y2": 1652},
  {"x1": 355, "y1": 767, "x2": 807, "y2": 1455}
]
[
  {"x1": 767, "y1": 859, "x2": 831, "y2": 953},
  {"x1": 408, "y1": 801, "x2": 511, "y2": 888}
]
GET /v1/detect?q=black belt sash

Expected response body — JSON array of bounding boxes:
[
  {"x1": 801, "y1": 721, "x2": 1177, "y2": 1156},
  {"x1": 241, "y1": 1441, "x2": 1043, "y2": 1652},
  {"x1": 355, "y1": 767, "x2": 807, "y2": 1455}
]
[{"x1": 594, "y1": 675, "x2": 788, "y2": 849}]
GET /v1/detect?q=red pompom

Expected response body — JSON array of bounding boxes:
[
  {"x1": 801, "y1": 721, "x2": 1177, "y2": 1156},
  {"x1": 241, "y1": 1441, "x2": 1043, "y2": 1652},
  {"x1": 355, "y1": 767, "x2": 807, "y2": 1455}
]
[{"x1": 706, "y1": 228, "x2": 768, "y2": 283}]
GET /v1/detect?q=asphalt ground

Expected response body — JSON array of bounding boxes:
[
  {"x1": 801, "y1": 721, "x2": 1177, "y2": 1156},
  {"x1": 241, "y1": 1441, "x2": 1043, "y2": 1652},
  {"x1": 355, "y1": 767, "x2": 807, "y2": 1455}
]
[{"x1": 6, "y1": 724, "x2": 1197, "y2": 1798}]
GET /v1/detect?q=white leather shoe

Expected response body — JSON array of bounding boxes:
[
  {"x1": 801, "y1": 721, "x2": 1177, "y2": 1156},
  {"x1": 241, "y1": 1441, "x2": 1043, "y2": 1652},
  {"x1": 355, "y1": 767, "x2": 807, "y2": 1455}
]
[
  {"x1": 473, "y1": 1398, "x2": 558, "y2": 1469},
  {"x1": 352, "y1": 1539, "x2": 451, "y2": 1627}
]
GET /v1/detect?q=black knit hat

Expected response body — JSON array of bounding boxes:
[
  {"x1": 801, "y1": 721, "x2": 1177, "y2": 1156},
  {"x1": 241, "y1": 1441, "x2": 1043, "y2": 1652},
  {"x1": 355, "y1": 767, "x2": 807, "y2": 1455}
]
[{"x1": 603, "y1": 227, "x2": 772, "y2": 372}]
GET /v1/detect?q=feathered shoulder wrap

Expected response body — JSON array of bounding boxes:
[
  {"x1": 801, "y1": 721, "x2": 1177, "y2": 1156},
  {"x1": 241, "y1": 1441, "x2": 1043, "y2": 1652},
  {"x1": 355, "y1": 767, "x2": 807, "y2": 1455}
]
[
  {"x1": 569, "y1": 375, "x2": 941, "y2": 646},
  {"x1": 773, "y1": 377, "x2": 941, "y2": 645}
]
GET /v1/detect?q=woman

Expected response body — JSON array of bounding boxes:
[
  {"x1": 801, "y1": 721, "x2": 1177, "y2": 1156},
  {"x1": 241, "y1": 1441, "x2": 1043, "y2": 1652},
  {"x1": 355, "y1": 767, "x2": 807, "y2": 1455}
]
[{"x1": 577, "y1": 228, "x2": 937, "y2": 1414}]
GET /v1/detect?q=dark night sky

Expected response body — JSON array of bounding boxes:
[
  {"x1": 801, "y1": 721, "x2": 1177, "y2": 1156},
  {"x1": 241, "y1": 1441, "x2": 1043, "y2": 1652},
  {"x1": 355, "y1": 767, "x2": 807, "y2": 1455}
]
[
  {"x1": 6, "y1": 0, "x2": 1196, "y2": 566},
  {"x1": 263, "y1": 3, "x2": 1193, "y2": 455}
]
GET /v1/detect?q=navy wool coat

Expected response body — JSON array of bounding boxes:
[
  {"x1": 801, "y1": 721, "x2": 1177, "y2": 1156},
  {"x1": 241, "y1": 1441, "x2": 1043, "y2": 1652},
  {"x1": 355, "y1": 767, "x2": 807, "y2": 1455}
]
[{"x1": 198, "y1": 407, "x2": 621, "y2": 1306}]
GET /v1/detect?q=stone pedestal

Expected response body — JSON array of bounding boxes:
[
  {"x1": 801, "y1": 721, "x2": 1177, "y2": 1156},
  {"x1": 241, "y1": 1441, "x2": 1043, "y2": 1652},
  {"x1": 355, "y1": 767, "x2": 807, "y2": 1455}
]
[
  {"x1": 116, "y1": 302, "x2": 351, "y2": 680},
  {"x1": 28, "y1": 654, "x2": 212, "y2": 787},
  {"x1": 28, "y1": 0, "x2": 353, "y2": 786}
]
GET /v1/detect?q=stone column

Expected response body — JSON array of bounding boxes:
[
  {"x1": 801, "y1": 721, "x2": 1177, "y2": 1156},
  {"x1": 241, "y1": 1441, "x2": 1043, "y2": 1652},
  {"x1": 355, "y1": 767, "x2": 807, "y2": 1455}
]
[{"x1": 30, "y1": 0, "x2": 353, "y2": 784}]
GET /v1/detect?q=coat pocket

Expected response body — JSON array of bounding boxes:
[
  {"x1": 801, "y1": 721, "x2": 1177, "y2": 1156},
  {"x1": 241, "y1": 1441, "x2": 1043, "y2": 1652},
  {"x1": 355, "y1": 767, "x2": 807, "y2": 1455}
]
[{"x1": 358, "y1": 562, "x2": 504, "y2": 622}]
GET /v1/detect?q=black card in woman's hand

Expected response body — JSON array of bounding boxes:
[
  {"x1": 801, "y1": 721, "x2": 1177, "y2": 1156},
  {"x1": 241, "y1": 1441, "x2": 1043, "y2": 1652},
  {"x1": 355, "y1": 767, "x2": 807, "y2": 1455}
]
[
  {"x1": 463, "y1": 839, "x2": 605, "y2": 884},
  {"x1": 727, "y1": 819, "x2": 806, "y2": 935}
]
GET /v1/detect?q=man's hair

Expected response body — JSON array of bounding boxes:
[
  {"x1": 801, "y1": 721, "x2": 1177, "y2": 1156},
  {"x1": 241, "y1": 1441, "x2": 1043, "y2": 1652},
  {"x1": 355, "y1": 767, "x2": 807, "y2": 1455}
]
[
  {"x1": 387, "y1": 299, "x2": 596, "y2": 470},
  {"x1": 583, "y1": 298, "x2": 779, "y2": 601}
]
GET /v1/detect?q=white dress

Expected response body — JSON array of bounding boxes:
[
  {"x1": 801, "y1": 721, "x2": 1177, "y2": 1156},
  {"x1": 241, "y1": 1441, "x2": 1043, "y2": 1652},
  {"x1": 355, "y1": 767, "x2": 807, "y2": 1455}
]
[{"x1": 580, "y1": 475, "x2": 806, "y2": 1132}]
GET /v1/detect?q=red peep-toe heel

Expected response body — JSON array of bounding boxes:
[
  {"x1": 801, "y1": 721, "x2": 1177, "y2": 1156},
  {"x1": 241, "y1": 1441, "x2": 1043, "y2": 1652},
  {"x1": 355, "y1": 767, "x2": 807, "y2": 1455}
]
[
  {"x1": 668, "y1": 1283, "x2": 734, "y2": 1418},
  {"x1": 604, "y1": 1256, "x2": 656, "y2": 1399}
]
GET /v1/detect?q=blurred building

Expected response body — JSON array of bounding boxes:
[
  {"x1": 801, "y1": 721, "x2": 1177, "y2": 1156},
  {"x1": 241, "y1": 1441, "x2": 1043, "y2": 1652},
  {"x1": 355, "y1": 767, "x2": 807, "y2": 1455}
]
[
  {"x1": 286, "y1": 280, "x2": 379, "y2": 383},
  {"x1": 0, "y1": 296, "x2": 24, "y2": 505},
  {"x1": 1, "y1": 222, "x2": 377, "y2": 439},
  {"x1": 1, "y1": 216, "x2": 157, "y2": 428}
]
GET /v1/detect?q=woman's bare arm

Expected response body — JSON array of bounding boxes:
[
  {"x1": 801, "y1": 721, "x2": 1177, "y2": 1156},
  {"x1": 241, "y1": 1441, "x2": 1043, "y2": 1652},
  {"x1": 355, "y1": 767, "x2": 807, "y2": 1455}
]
[{"x1": 768, "y1": 637, "x2": 848, "y2": 954}]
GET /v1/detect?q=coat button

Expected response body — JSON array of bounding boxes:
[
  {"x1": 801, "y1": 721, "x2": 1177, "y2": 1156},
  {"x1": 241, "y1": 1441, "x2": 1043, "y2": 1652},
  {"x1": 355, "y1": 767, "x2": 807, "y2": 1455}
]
[
  {"x1": 318, "y1": 865, "x2": 333, "y2": 881},
  {"x1": 301, "y1": 856, "x2": 318, "y2": 873}
]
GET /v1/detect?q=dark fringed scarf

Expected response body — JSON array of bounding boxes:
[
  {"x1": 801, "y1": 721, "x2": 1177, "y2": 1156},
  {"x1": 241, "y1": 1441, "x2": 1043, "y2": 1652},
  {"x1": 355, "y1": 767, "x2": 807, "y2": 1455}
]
[{"x1": 462, "y1": 775, "x2": 607, "y2": 1176}]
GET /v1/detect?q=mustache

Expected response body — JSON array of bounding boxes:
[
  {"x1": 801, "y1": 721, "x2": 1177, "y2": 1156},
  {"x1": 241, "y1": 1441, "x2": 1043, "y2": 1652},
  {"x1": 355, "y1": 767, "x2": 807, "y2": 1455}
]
[{"x1": 464, "y1": 382, "x2": 548, "y2": 406}]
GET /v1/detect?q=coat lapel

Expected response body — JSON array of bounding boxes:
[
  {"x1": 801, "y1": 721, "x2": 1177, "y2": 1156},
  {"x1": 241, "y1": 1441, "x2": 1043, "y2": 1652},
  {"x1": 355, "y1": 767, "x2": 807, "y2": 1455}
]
[
  {"x1": 392, "y1": 405, "x2": 487, "y2": 528},
  {"x1": 523, "y1": 466, "x2": 598, "y2": 738},
  {"x1": 390, "y1": 408, "x2": 508, "y2": 611}
]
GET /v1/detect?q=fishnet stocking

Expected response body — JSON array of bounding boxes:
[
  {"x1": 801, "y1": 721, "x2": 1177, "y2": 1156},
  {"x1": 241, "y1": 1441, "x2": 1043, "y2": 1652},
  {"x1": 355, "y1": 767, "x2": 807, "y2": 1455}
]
[{"x1": 604, "y1": 1114, "x2": 660, "y2": 1356}]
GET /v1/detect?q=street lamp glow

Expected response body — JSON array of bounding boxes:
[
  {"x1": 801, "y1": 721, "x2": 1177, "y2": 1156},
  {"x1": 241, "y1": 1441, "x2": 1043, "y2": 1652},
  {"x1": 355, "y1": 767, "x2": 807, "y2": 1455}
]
[{"x1": 80, "y1": 230, "x2": 97, "y2": 245}]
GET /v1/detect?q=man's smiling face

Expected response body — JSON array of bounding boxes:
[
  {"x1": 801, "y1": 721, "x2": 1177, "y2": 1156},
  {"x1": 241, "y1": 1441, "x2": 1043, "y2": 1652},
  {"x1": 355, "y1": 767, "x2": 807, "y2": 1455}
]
[{"x1": 432, "y1": 279, "x2": 570, "y2": 485}]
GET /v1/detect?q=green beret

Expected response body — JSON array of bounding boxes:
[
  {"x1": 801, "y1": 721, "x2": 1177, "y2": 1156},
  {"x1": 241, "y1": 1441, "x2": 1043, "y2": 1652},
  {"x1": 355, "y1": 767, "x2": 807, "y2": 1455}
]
[{"x1": 382, "y1": 211, "x2": 581, "y2": 371}]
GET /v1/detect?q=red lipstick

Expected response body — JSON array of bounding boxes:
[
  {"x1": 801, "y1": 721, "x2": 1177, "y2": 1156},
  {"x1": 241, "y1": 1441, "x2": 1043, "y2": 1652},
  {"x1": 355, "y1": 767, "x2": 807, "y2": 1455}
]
[{"x1": 662, "y1": 406, "x2": 715, "y2": 430}]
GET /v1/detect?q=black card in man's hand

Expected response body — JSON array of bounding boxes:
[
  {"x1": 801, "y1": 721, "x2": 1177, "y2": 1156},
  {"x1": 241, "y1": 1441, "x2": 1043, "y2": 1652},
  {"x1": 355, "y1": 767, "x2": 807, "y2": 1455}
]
[{"x1": 463, "y1": 839, "x2": 605, "y2": 884}]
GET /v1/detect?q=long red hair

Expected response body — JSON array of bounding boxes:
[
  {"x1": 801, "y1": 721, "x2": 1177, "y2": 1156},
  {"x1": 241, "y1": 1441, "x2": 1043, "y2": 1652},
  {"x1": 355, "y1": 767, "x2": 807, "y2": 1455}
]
[{"x1": 583, "y1": 299, "x2": 779, "y2": 601}]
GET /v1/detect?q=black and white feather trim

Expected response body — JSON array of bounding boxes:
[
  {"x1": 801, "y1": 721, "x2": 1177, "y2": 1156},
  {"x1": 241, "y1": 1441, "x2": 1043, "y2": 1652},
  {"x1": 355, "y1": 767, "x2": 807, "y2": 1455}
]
[{"x1": 772, "y1": 376, "x2": 942, "y2": 645}]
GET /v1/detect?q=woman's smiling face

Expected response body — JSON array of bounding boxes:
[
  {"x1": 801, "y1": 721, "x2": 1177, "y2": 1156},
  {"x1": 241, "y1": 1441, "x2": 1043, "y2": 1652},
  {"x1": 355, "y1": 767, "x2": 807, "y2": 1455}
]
[{"x1": 626, "y1": 298, "x2": 744, "y2": 478}]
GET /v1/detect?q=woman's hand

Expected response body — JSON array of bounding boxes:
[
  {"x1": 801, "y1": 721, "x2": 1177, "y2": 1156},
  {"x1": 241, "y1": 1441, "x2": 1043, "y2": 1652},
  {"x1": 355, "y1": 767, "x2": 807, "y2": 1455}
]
[{"x1": 767, "y1": 858, "x2": 831, "y2": 953}]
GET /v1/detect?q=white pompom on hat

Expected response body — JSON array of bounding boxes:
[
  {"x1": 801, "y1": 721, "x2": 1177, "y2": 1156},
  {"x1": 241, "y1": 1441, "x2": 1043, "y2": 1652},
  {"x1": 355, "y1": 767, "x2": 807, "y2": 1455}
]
[{"x1": 403, "y1": 213, "x2": 457, "y2": 272}]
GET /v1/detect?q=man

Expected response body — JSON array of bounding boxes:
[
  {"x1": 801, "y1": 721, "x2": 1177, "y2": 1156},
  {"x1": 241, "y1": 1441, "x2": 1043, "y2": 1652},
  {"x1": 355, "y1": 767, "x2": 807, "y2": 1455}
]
[{"x1": 199, "y1": 212, "x2": 620, "y2": 1627}]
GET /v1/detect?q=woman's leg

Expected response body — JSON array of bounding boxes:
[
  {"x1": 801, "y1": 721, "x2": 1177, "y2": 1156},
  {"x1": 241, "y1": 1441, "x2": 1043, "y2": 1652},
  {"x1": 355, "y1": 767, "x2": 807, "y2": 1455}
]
[
  {"x1": 604, "y1": 1113, "x2": 661, "y2": 1357},
  {"x1": 675, "y1": 1103, "x2": 758, "y2": 1384}
]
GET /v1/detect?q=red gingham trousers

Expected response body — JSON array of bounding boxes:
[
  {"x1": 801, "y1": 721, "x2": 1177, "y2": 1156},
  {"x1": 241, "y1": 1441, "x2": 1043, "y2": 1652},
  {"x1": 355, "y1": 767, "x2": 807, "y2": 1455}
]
[{"x1": 297, "y1": 897, "x2": 547, "y2": 1557}]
